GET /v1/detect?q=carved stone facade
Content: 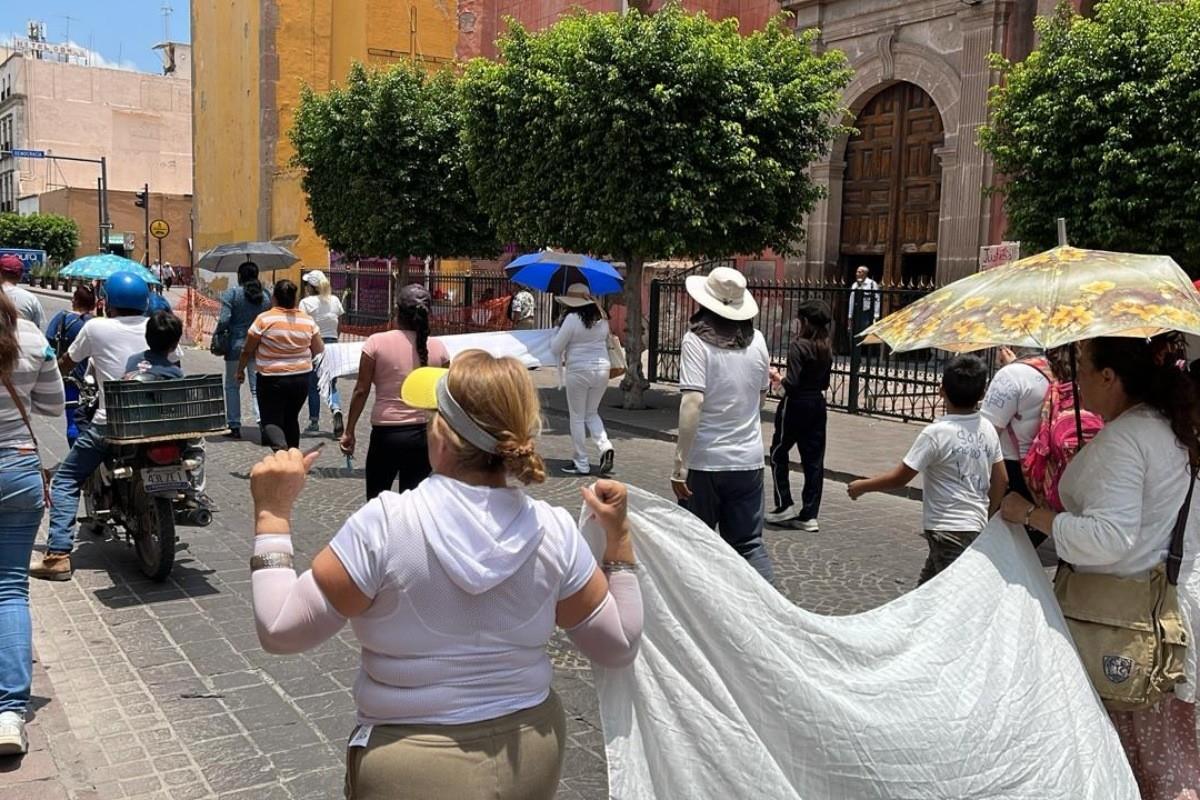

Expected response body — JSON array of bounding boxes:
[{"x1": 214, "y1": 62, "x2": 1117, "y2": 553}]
[{"x1": 784, "y1": 0, "x2": 1048, "y2": 285}]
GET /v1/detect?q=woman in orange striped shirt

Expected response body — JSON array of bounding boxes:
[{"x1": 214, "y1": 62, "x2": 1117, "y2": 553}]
[{"x1": 237, "y1": 280, "x2": 323, "y2": 449}]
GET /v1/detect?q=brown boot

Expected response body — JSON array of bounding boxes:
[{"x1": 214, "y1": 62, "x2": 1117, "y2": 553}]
[{"x1": 29, "y1": 552, "x2": 72, "y2": 581}]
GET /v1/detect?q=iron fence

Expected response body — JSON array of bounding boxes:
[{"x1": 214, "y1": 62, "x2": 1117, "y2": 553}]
[
  {"x1": 330, "y1": 261, "x2": 558, "y2": 335},
  {"x1": 648, "y1": 278, "x2": 989, "y2": 423}
]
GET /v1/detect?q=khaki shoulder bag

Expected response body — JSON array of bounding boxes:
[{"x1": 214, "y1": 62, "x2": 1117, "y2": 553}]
[{"x1": 1054, "y1": 466, "x2": 1196, "y2": 712}]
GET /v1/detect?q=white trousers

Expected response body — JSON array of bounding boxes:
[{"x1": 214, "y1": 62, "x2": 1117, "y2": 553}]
[{"x1": 565, "y1": 369, "x2": 613, "y2": 471}]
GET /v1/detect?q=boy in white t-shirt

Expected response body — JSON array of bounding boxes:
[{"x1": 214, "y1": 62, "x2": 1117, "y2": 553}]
[{"x1": 847, "y1": 355, "x2": 1006, "y2": 584}]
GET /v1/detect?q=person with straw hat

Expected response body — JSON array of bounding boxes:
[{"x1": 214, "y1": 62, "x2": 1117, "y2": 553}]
[
  {"x1": 550, "y1": 283, "x2": 615, "y2": 476},
  {"x1": 671, "y1": 267, "x2": 774, "y2": 583}
]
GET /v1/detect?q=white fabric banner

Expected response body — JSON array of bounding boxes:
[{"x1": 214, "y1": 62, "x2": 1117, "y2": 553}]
[
  {"x1": 584, "y1": 488, "x2": 1138, "y2": 799},
  {"x1": 318, "y1": 329, "x2": 558, "y2": 402}
]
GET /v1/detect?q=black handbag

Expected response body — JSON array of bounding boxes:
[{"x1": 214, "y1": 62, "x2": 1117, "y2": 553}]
[{"x1": 210, "y1": 327, "x2": 230, "y2": 357}]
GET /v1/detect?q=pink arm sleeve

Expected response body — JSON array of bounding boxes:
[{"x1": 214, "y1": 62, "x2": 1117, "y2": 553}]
[
  {"x1": 565, "y1": 571, "x2": 643, "y2": 668},
  {"x1": 251, "y1": 536, "x2": 347, "y2": 654}
]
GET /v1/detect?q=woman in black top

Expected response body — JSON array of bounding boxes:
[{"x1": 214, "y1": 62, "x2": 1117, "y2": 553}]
[{"x1": 766, "y1": 299, "x2": 834, "y2": 530}]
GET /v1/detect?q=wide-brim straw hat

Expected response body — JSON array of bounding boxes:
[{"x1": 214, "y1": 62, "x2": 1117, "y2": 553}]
[
  {"x1": 554, "y1": 283, "x2": 599, "y2": 308},
  {"x1": 685, "y1": 267, "x2": 758, "y2": 321}
]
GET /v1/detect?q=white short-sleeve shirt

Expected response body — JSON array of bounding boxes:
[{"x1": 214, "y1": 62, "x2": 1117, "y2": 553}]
[
  {"x1": 678, "y1": 329, "x2": 770, "y2": 472},
  {"x1": 67, "y1": 316, "x2": 156, "y2": 425},
  {"x1": 981, "y1": 362, "x2": 1051, "y2": 460},
  {"x1": 904, "y1": 412, "x2": 1003, "y2": 532},
  {"x1": 328, "y1": 479, "x2": 597, "y2": 725}
]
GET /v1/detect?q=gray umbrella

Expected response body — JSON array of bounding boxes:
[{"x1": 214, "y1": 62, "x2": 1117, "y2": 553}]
[{"x1": 197, "y1": 241, "x2": 299, "y2": 273}]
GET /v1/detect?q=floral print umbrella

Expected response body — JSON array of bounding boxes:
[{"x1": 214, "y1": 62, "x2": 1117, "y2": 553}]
[{"x1": 860, "y1": 246, "x2": 1200, "y2": 352}]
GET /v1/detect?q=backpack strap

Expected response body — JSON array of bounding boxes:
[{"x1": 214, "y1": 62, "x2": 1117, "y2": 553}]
[{"x1": 1167, "y1": 463, "x2": 1199, "y2": 586}]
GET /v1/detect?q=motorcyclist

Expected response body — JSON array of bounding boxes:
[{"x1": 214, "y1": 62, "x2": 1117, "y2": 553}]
[{"x1": 30, "y1": 271, "x2": 171, "y2": 581}]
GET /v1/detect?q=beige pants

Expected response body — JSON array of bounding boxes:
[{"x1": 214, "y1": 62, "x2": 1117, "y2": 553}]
[{"x1": 344, "y1": 691, "x2": 567, "y2": 800}]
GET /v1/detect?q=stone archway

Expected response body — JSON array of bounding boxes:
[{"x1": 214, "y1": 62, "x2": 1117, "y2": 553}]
[
  {"x1": 801, "y1": 42, "x2": 963, "y2": 282},
  {"x1": 839, "y1": 81, "x2": 944, "y2": 286}
]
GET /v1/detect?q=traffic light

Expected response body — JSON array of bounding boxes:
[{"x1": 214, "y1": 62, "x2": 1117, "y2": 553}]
[{"x1": 134, "y1": 184, "x2": 148, "y2": 209}]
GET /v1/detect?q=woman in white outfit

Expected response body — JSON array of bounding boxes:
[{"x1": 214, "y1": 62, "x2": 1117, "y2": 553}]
[
  {"x1": 299, "y1": 270, "x2": 346, "y2": 436},
  {"x1": 1001, "y1": 333, "x2": 1200, "y2": 800},
  {"x1": 550, "y1": 284, "x2": 614, "y2": 476},
  {"x1": 248, "y1": 351, "x2": 642, "y2": 798}
]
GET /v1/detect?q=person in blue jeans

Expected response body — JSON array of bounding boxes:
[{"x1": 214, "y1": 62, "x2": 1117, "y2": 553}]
[
  {"x1": 44, "y1": 285, "x2": 96, "y2": 446},
  {"x1": 213, "y1": 262, "x2": 270, "y2": 439},
  {"x1": 30, "y1": 272, "x2": 154, "y2": 582},
  {"x1": 0, "y1": 289, "x2": 65, "y2": 755}
]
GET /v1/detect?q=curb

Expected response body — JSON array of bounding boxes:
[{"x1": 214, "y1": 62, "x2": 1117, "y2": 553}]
[{"x1": 539, "y1": 400, "x2": 924, "y2": 503}]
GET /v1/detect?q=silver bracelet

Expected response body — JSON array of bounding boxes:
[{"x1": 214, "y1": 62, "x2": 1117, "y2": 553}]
[
  {"x1": 602, "y1": 560, "x2": 638, "y2": 574},
  {"x1": 250, "y1": 552, "x2": 295, "y2": 572}
]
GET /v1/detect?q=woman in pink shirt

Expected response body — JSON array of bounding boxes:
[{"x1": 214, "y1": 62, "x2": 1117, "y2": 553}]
[{"x1": 340, "y1": 285, "x2": 449, "y2": 498}]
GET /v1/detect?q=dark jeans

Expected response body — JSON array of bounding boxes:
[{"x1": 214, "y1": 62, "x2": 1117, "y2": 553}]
[
  {"x1": 919, "y1": 529, "x2": 979, "y2": 585},
  {"x1": 682, "y1": 468, "x2": 774, "y2": 584},
  {"x1": 769, "y1": 392, "x2": 827, "y2": 520},
  {"x1": 1005, "y1": 459, "x2": 1047, "y2": 548},
  {"x1": 366, "y1": 424, "x2": 431, "y2": 500},
  {"x1": 257, "y1": 372, "x2": 310, "y2": 450}
]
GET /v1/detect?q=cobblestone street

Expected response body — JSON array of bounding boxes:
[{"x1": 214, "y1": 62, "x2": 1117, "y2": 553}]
[{"x1": 14, "y1": 295, "x2": 929, "y2": 798}]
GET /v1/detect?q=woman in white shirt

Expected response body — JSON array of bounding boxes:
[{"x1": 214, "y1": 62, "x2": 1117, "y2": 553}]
[
  {"x1": 0, "y1": 291, "x2": 65, "y2": 755},
  {"x1": 248, "y1": 351, "x2": 642, "y2": 799},
  {"x1": 550, "y1": 283, "x2": 614, "y2": 476},
  {"x1": 299, "y1": 271, "x2": 345, "y2": 436},
  {"x1": 1002, "y1": 333, "x2": 1200, "y2": 799}
]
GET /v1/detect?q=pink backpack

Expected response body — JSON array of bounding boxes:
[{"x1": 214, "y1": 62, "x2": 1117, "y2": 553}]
[{"x1": 1019, "y1": 367, "x2": 1103, "y2": 512}]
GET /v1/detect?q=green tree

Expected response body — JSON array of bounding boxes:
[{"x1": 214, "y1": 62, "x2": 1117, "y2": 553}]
[
  {"x1": 0, "y1": 212, "x2": 79, "y2": 264},
  {"x1": 291, "y1": 62, "x2": 498, "y2": 262},
  {"x1": 981, "y1": 0, "x2": 1200, "y2": 272},
  {"x1": 460, "y1": 5, "x2": 851, "y2": 407}
]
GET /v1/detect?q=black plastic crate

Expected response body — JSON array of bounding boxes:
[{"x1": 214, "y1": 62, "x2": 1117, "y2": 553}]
[{"x1": 103, "y1": 375, "x2": 227, "y2": 441}]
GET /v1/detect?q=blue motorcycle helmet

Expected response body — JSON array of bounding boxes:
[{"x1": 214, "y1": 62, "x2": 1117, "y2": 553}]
[
  {"x1": 146, "y1": 292, "x2": 173, "y2": 315},
  {"x1": 105, "y1": 271, "x2": 150, "y2": 314}
]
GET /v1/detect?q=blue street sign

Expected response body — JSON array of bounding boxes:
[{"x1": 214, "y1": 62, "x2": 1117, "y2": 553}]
[
  {"x1": 0, "y1": 248, "x2": 46, "y2": 284},
  {"x1": 8, "y1": 149, "x2": 45, "y2": 159}
]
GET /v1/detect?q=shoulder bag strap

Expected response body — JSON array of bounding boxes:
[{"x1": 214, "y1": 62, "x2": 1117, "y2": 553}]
[
  {"x1": 2, "y1": 373, "x2": 40, "y2": 455},
  {"x1": 1167, "y1": 462, "x2": 1199, "y2": 586}
]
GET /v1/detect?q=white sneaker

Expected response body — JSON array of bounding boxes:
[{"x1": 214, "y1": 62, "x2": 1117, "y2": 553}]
[
  {"x1": 765, "y1": 505, "x2": 798, "y2": 524},
  {"x1": 797, "y1": 518, "x2": 820, "y2": 533},
  {"x1": 0, "y1": 711, "x2": 27, "y2": 756}
]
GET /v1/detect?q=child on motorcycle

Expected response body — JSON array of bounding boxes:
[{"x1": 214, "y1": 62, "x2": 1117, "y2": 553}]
[{"x1": 123, "y1": 311, "x2": 212, "y2": 511}]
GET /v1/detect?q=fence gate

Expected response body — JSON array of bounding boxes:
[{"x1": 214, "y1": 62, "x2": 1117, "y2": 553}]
[{"x1": 649, "y1": 278, "x2": 972, "y2": 423}]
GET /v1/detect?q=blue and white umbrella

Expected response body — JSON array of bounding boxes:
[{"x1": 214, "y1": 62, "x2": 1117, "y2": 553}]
[
  {"x1": 504, "y1": 251, "x2": 623, "y2": 296},
  {"x1": 59, "y1": 254, "x2": 161, "y2": 285}
]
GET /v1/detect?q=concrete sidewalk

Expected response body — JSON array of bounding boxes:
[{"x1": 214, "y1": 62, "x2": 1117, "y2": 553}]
[{"x1": 533, "y1": 372, "x2": 926, "y2": 499}]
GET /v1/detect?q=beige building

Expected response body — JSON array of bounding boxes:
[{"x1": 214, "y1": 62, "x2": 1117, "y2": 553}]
[
  {"x1": 787, "y1": 0, "x2": 1067, "y2": 286},
  {"x1": 0, "y1": 43, "x2": 193, "y2": 260}
]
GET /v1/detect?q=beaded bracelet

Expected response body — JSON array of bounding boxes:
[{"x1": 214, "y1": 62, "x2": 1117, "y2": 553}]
[{"x1": 602, "y1": 560, "x2": 638, "y2": 573}]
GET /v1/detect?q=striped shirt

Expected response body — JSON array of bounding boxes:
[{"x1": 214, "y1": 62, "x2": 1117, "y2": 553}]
[
  {"x1": 0, "y1": 319, "x2": 65, "y2": 451},
  {"x1": 248, "y1": 307, "x2": 320, "y2": 375}
]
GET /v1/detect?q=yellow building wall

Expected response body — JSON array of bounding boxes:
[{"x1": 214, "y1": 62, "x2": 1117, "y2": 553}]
[
  {"x1": 195, "y1": 1, "x2": 459, "y2": 286},
  {"x1": 191, "y1": 0, "x2": 261, "y2": 256},
  {"x1": 270, "y1": 0, "x2": 459, "y2": 284}
]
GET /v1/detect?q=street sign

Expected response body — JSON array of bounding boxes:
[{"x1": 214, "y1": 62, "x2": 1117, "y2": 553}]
[
  {"x1": 150, "y1": 219, "x2": 170, "y2": 239},
  {"x1": 8, "y1": 149, "x2": 45, "y2": 159},
  {"x1": 979, "y1": 241, "x2": 1020, "y2": 271},
  {"x1": 0, "y1": 248, "x2": 46, "y2": 283}
]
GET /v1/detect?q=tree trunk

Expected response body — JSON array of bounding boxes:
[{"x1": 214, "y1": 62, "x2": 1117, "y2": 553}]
[{"x1": 620, "y1": 253, "x2": 650, "y2": 409}]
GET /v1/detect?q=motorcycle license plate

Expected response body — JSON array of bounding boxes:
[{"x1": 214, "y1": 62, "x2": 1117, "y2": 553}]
[{"x1": 142, "y1": 466, "x2": 188, "y2": 494}]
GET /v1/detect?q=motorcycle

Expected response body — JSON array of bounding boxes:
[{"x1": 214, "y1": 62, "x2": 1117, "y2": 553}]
[{"x1": 72, "y1": 375, "x2": 223, "y2": 581}]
